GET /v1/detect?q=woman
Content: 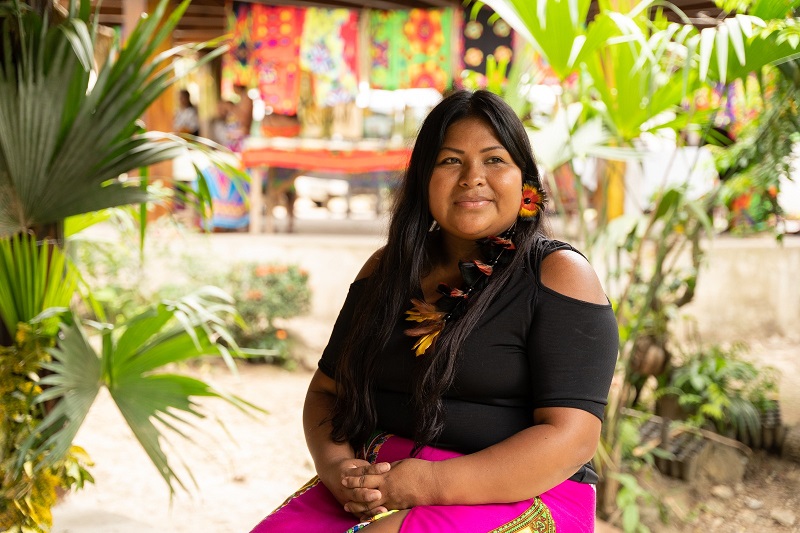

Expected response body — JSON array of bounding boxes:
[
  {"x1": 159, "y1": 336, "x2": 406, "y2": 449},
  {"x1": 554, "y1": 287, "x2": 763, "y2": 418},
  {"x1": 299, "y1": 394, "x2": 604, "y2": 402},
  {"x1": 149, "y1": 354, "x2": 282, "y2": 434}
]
[{"x1": 250, "y1": 90, "x2": 618, "y2": 532}]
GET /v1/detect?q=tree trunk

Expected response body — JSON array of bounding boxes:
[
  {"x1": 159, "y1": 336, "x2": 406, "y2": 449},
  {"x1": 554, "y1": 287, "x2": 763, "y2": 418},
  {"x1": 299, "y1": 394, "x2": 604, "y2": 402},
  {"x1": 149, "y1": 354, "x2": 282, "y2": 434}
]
[{"x1": 0, "y1": 321, "x2": 11, "y2": 347}]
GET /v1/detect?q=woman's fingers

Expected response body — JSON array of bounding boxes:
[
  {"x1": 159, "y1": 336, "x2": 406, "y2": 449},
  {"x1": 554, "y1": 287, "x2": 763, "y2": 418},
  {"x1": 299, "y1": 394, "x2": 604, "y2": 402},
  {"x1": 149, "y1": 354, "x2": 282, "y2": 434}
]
[
  {"x1": 341, "y1": 462, "x2": 390, "y2": 489},
  {"x1": 339, "y1": 462, "x2": 391, "y2": 516},
  {"x1": 344, "y1": 500, "x2": 387, "y2": 515},
  {"x1": 350, "y1": 487, "x2": 382, "y2": 503},
  {"x1": 359, "y1": 506, "x2": 389, "y2": 521}
]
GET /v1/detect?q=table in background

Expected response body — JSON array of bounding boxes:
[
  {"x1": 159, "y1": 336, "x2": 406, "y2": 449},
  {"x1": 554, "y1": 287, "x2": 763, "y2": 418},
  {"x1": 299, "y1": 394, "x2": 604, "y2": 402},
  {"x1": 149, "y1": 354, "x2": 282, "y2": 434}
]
[{"x1": 241, "y1": 138, "x2": 411, "y2": 233}]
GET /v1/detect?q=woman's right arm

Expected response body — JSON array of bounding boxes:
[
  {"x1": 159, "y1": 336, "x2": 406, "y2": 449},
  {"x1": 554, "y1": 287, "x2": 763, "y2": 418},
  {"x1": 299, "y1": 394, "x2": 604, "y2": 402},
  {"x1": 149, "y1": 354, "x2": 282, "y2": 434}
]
[
  {"x1": 303, "y1": 369, "x2": 389, "y2": 513},
  {"x1": 303, "y1": 249, "x2": 389, "y2": 513}
]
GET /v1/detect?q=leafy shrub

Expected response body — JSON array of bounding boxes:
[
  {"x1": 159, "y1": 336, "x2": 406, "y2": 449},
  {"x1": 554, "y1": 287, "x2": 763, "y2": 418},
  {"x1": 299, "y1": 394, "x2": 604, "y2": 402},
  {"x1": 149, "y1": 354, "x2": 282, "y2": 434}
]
[
  {"x1": 216, "y1": 263, "x2": 312, "y2": 368},
  {"x1": 0, "y1": 324, "x2": 93, "y2": 531},
  {"x1": 657, "y1": 342, "x2": 778, "y2": 442},
  {"x1": 71, "y1": 230, "x2": 312, "y2": 368}
]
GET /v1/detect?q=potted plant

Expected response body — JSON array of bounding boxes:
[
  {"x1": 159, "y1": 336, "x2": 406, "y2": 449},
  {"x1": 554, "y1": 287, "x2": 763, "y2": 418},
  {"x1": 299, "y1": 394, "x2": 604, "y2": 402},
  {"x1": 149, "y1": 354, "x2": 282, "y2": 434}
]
[{"x1": 656, "y1": 342, "x2": 780, "y2": 450}]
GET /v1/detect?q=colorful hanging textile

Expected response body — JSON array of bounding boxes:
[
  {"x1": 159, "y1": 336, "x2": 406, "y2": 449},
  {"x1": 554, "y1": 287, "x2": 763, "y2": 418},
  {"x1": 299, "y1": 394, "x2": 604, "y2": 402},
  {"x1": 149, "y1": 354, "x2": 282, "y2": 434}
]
[
  {"x1": 222, "y1": 2, "x2": 255, "y2": 94},
  {"x1": 299, "y1": 8, "x2": 359, "y2": 107},
  {"x1": 402, "y1": 8, "x2": 454, "y2": 93},
  {"x1": 369, "y1": 9, "x2": 455, "y2": 93},
  {"x1": 368, "y1": 10, "x2": 407, "y2": 91},
  {"x1": 250, "y1": 5, "x2": 305, "y2": 115},
  {"x1": 459, "y1": 1, "x2": 514, "y2": 90}
]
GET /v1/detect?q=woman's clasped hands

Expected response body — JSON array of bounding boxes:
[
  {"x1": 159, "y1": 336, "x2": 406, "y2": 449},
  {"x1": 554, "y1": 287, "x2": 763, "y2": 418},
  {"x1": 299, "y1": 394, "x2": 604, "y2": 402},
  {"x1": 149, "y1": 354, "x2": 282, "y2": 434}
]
[{"x1": 335, "y1": 458, "x2": 438, "y2": 520}]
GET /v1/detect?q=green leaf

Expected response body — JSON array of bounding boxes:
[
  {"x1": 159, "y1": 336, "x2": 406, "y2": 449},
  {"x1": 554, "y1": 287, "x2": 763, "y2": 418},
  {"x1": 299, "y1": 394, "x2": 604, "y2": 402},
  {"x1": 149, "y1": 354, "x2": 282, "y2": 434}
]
[
  {"x1": 22, "y1": 290, "x2": 262, "y2": 494},
  {"x1": 0, "y1": 233, "x2": 78, "y2": 338},
  {"x1": 113, "y1": 304, "x2": 174, "y2": 363},
  {"x1": 699, "y1": 27, "x2": 716, "y2": 82},
  {"x1": 0, "y1": 0, "x2": 237, "y2": 235},
  {"x1": 16, "y1": 318, "x2": 102, "y2": 473},
  {"x1": 484, "y1": 0, "x2": 591, "y2": 80},
  {"x1": 653, "y1": 188, "x2": 682, "y2": 221}
]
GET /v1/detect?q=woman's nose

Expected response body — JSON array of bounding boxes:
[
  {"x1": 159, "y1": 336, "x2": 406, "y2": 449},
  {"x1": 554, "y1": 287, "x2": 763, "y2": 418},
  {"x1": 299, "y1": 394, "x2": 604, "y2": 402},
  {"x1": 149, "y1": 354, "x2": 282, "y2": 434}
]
[{"x1": 459, "y1": 162, "x2": 485, "y2": 187}]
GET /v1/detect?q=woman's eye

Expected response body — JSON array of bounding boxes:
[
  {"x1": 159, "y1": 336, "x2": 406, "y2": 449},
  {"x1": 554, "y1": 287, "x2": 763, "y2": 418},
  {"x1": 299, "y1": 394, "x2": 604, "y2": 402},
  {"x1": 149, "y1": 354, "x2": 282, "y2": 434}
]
[
  {"x1": 439, "y1": 157, "x2": 460, "y2": 164},
  {"x1": 486, "y1": 156, "x2": 504, "y2": 163}
]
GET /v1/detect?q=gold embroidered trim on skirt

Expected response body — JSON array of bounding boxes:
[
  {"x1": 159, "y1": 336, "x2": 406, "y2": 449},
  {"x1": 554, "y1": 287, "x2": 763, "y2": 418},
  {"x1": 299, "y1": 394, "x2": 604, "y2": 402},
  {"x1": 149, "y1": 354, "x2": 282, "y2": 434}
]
[{"x1": 489, "y1": 497, "x2": 556, "y2": 533}]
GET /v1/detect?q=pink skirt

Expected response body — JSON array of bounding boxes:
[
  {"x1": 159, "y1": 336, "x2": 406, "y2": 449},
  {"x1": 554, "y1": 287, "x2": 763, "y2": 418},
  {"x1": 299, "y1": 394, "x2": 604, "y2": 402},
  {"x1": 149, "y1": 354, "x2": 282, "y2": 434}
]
[{"x1": 250, "y1": 434, "x2": 595, "y2": 533}]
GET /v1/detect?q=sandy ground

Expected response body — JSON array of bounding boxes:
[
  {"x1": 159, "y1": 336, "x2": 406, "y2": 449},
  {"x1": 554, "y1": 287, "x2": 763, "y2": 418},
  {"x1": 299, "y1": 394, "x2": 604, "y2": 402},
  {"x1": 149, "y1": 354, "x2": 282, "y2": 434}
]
[
  {"x1": 49, "y1": 333, "x2": 800, "y2": 533},
  {"x1": 49, "y1": 211, "x2": 800, "y2": 532},
  {"x1": 52, "y1": 363, "x2": 317, "y2": 533}
]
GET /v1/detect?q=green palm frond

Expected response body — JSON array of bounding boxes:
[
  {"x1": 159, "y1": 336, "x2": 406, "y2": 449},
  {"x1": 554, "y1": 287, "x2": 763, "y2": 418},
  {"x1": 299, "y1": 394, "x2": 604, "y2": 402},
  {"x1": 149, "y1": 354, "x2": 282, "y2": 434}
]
[
  {"x1": 17, "y1": 288, "x2": 263, "y2": 494},
  {"x1": 0, "y1": 0, "x2": 247, "y2": 237},
  {"x1": 0, "y1": 233, "x2": 77, "y2": 338},
  {"x1": 690, "y1": 15, "x2": 800, "y2": 84},
  {"x1": 485, "y1": 0, "x2": 591, "y2": 79},
  {"x1": 487, "y1": 0, "x2": 800, "y2": 144}
]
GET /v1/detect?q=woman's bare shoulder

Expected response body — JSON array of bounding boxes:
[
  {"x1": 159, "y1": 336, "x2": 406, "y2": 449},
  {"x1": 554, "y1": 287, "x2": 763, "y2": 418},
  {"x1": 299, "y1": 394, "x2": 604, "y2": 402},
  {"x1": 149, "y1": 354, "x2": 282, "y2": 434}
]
[
  {"x1": 354, "y1": 247, "x2": 385, "y2": 281},
  {"x1": 539, "y1": 249, "x2": 607, "y2": 305}
]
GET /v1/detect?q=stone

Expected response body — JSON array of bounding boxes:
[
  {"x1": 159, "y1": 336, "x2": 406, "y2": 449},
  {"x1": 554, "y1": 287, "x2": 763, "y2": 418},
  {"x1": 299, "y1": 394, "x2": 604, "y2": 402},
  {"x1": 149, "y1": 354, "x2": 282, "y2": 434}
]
[
  {"x1": 771, "y1": 509, "x2": 797, "y2": 528},
  {"x1": 689, "y1": 441, "x2": 749, "y2": 486},
  {"x1": 704, "y1": 500, "x2": 727, "y2": 516},
  {"x1": 743, "y1": 497, "x2": 764, "y2": 510},
  {"x1": 710, "y1": 485, "x2": 734, "y2": 499},
  {"x1": 740, "y1": 510, "x2": 759, "y2": 524}
]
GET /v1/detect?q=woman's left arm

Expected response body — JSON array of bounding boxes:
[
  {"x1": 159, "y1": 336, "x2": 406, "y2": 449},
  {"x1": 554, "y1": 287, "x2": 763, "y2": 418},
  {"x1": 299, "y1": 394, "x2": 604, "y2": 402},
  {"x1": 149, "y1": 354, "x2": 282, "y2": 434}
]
[
  {"x1": 434, "y1": 249, "x2": 612, "y2": 504},
  {"x1": 426, "y1": 406, "x2": 600, "y2": 504}
]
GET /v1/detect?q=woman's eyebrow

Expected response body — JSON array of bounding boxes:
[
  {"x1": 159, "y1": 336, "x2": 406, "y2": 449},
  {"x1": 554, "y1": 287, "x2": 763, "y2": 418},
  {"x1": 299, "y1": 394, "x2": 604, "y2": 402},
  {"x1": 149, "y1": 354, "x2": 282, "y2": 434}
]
[{"x1": 439, "y1": 145, "x2": 506, "y2": 154}]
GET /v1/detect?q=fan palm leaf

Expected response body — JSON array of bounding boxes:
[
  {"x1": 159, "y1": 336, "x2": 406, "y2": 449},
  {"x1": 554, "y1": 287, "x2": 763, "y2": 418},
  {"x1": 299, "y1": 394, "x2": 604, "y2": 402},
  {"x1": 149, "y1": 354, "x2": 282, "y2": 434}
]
[
  {"x1": 0, "y1": 0, "x2": 245, "y2": 237},
  {"x1": 17, "y1": 288, "x2": 263, "y2": 494},
  {"x1": 485, "y1": 0, "x2": 591, "y2": 80}
]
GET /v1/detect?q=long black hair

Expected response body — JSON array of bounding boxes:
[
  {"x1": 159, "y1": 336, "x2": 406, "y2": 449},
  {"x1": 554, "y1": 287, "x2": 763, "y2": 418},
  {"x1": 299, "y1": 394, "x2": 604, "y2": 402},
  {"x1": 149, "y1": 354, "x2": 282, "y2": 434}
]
[{"x1": 330, "y1": 90, "x2": 548, "y2": 452}]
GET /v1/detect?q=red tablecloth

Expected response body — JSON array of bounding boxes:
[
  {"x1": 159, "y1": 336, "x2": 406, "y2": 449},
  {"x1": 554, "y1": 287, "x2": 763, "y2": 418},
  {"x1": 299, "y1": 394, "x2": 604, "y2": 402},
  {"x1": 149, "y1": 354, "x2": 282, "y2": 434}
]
[{"x1": 242, "y1": 146, "x2": 412, "y2": 173}]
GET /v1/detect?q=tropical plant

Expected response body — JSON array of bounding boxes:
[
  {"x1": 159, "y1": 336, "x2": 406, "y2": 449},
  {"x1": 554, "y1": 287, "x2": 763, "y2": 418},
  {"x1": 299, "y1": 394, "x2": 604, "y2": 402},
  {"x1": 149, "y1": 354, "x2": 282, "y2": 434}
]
[
  {"x1": 712, "y1": 65, "x2": 800, "y2": 234},
  {"x1": 657, "y1": 342, "x2": 779, "y2": 445},
  {"x1": 214, "y1": 263, "x2": 310, "y2": 367},
  {"x1": 485, "y1": 0, "x2": 800, "y2": 520},
  {"x1": 0, "y1": 0, "x2": 243, "y2": 239},
  {"x1": 0, "y1": 1, "x2": 257, "y2": 529},
  {"x1": 159, "y1": 260, "x2": 313, "y2": 367},
  {"x1": 0, "y1": 322, "x2": 94, "y2": 531},
  {"x1": 0, "y1": 233, "x2": 77, "y2": 340},
  {"x1": 16, "y1": 287, "x2": 257, "y2": 495}
]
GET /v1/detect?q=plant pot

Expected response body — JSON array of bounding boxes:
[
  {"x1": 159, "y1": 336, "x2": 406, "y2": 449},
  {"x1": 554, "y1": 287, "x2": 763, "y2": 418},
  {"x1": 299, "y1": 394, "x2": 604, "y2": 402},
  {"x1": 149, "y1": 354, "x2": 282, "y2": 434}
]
[{"x1": 655, "y1": 393, "x2": 688, "y2": 421}]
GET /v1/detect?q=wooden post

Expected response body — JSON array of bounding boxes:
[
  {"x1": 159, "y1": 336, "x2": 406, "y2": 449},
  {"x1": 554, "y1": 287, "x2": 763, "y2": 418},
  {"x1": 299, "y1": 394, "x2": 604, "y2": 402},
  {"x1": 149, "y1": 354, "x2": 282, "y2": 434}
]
[
  {"x1": 249, "y1": 166, "x2": 264, "y2": 234},
  {"x1": 121, "y1": 1, "x2": 178, "y2": 221},
  {"x1": 146, "y1": 1, "x2": 176, "y2": 160},
  {"x1": 122, "y1": 0, "x2": 147, "y2": 42}
]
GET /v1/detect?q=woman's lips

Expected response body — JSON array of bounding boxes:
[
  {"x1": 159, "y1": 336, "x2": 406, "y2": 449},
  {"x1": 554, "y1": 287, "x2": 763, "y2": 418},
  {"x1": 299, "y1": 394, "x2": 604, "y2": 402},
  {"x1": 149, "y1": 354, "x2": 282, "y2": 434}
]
[{"x1": 455, "y1": 197, "x2": 491, "y2": 208}]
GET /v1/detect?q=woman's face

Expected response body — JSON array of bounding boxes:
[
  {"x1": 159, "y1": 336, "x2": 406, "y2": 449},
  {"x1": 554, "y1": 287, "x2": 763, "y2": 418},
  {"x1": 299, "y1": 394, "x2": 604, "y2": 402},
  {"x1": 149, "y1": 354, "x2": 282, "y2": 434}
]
[{"x1": 428, "y1": 116, "x2": 523, "y2": 242}]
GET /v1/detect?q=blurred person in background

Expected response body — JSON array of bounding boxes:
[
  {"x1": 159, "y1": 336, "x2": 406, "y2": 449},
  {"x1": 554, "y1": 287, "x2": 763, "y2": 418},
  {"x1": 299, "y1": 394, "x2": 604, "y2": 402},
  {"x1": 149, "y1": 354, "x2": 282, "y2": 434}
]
[{"x1": 173, "y1": 89, "x2": 199, "y2": 137}]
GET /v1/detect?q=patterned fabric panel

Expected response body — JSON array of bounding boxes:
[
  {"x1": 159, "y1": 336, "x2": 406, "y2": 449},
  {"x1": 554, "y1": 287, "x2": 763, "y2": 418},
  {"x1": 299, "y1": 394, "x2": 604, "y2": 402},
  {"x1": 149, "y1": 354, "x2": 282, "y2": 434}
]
[
  {"x1": 222, "y1": 3, "x2": 255, "y2": 91},
  {"x1": 489, "y1": 497, "x2": 556, "y2": 533},
  {"x1": 368, "y1": 9, "x2": 455, "y2": 93},
  {"x1": 299, "y1": 8, "x2": 360, "y2": 107},
  {"x1": 251, "y1": 5, "x2": 304, "y2": 115}
]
